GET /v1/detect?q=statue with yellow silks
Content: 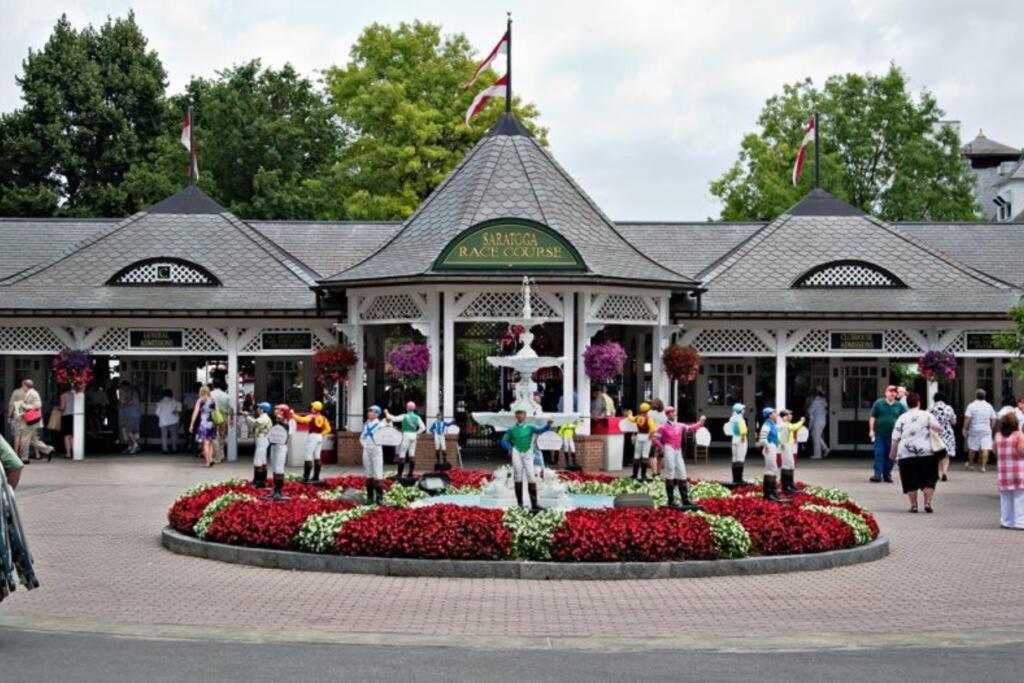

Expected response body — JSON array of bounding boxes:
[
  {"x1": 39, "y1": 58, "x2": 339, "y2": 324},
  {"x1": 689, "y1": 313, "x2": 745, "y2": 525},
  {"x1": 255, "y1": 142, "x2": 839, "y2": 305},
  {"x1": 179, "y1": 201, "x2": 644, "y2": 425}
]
[{"x1": 292, "y1": 401, "x2": 332, "y2": 483}]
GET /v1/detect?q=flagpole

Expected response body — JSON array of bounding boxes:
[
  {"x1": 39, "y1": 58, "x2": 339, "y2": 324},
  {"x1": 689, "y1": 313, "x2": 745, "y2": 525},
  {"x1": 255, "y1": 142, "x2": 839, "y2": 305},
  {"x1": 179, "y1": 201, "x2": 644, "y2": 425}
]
[
  {"x1": 505, "y1": 12, "x2": 512, "y2": 114},
  {"x1": 188, "y1": 104, "x2": 197, "y2": 186},
  {"x1": 813, "y1": 110, "x2": 820, "y2": 190}
]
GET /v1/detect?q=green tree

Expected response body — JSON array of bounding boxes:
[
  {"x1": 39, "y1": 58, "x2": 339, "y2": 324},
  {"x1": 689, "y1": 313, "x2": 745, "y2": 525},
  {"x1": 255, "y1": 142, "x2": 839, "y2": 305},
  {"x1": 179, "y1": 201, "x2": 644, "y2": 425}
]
[
  {"x1": 710, "y1": 65, "x2": 980, "y2": 222},
  {"x1": 0, "y1": 13, "x2": 167, "y2": 216},
  {"x1": 130, "y1": 60, "x2": 346, "y2": 219},
  {"x1": 326, "y1": 21, "x2": 548, "y2": 220}
]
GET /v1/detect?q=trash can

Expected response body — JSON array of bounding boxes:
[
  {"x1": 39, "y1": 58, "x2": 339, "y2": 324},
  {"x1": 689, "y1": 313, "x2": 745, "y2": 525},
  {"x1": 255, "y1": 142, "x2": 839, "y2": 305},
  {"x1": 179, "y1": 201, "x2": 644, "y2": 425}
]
[{"x1": 287, "y1": 418, "x2": 307, "y2": 467}]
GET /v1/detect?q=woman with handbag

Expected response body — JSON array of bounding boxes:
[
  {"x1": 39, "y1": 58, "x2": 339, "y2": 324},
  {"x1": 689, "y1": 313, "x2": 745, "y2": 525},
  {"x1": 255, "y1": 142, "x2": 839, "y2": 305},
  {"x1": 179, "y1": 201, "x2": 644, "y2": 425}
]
[
  {"x1": 929, "y1": 392, "x2": 957, "y2": 482},
  {"x1": 16, "y1": 379, "x2": 54, "y2": 462},
  {"x1": 889, "y1": 392, "x2": 942, "y2": 513},
  {"x1": 189, "y1": 386, "x2": 217, "y2": 467}
]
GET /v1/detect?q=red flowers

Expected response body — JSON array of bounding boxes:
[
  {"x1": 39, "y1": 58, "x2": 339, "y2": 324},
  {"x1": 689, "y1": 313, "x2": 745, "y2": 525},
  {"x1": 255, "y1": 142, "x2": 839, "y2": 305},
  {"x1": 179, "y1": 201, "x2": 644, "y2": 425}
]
[
  {"x1": 698, "y1": 497, "x2": 857, "y2": 555},
  {"x1": 336, "y1": 505, "x2": 511, "y2": 560},
  {"x1": 558, "y1": 471, "x2": 617, "y2": 484},
  {"x1": 168, "y1": 483, "x2": 249, "y2": 534},
  {"x1": 206, "y1": 498, "x2": 353, "y2": 550},
  {"x1": 550, "y1": 509, "x2": 718, "y2": 562}
]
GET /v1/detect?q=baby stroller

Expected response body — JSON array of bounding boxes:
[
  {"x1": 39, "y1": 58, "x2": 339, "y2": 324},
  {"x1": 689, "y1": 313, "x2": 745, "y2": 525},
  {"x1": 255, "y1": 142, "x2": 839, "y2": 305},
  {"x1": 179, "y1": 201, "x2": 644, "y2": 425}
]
[{"x1": 0, "y1": 464, "x2": 39, "y2": 603}]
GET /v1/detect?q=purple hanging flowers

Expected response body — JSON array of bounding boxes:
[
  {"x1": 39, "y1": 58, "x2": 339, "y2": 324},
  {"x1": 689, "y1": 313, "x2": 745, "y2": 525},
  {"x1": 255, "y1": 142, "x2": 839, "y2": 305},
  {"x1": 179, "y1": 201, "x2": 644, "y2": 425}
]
[
  {"x1": 388, "y1": 342, "x2": 431, "y2": 379},
  {"x1": 918, "y1": 350, "x2": 956, "y2": 381},
  {"x1": 583, "y1": 342, "x2": 628, "y2": 382}
]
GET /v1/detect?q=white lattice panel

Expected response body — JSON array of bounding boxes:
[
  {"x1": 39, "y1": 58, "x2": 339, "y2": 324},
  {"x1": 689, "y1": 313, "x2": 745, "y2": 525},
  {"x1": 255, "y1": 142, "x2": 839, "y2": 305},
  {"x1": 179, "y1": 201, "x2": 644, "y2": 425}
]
[
  {"x1": 797, "y1": 262, "x2": 899, "y2": 288},
  {"x1": 692, "y1": 329, "x2": 771, "y2": 354},
  {"x1": 111, "y1": 260, "x2": 217, "y2": 285},
  {"x1": 884, "y1": 330, "x2": 924, "y2": 355},
  {"x1": 791, "y1": 330, "x2": 829, "y2": 354},
  {"x1": 91, "y1": 328, "x2": 130, "y2": 353},
  {"x1": 184, "y1": 329, "x2": 225, "y2": 352},
  {"x1": 360, "y1": 294, "x2": 424, "y2": 321},
  {"x1": 242, "y1": 328, "x2": 331, "y2": 353},
  {"x1": 0, "y1": 326, "x2": 66, "y2": 353},
  {"x1": 593, "y1": 295, "x2": 658, "y2": 322},
  {"x1": 458, "y1": 292, "x2": 557, "y2": 319},
  {"x1": 944, "y1": 333, "x2": 966, "y2": 354}
]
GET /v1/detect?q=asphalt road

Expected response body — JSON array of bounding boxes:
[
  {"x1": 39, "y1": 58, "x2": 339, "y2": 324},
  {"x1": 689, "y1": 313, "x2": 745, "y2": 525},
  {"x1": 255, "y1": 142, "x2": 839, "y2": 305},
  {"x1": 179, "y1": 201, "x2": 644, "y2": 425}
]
[{"x1": 0, "y1": 627, "x2": 1020, "y2": 682}]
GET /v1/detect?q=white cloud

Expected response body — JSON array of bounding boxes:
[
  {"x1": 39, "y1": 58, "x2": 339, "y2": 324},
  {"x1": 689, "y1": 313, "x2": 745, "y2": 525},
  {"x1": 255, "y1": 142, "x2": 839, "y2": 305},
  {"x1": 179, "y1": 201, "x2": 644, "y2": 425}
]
[{"x1": 1, "y1": 0, "x2": 1022, "y2": 220}]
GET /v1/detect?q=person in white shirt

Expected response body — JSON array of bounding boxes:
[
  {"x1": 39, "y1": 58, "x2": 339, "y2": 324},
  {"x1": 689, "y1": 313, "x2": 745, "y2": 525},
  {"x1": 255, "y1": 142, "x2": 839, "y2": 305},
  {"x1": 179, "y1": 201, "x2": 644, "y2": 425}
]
[
  {"x1": 155, "y1": 389, "x2": 182, "y2": 454},
  {"x1": 963, "y1": 389, "x2": 997, "y2": 472},
  {"x1": 897, "y1": 386, "x2": 909, "y2": 409},
  {"x1": 808, "y1": 389, "x2": 831, "y2": 460}
]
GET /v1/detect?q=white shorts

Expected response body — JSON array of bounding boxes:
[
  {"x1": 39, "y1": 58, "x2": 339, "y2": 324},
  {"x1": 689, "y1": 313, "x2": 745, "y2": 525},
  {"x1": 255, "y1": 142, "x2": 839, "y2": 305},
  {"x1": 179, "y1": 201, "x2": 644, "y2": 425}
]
[
  {"x1": 635, "y1": 434, "x2": 651, "y2": 459},
  {"x1": 762, "y1": 444, "x2": 779, "y2": 476},
  {"x1": 253, "y1": 436, "x2": 269, "y2": 467},
  {"x1": 780, "y1": 443, "x2": 795, "y2": 470},
  {"x1": 967, "y1": 433, "x2": 993, "y2": 452},
  {"x1": 433, "y1": 433, "x2": 445, "y2": 450},
  {"x1": 562, "y1": 435, "x2": 576, "y2": 453},
  {"x1": 270, "y1": 444, "x2": 287, "y2": 475},
  {"x1": 397, "y1": 434, "x2": 417, "y2": 460},
  {"x1": 731, "y1": 440, "x2": 748, "y2": 464},
  {"x1": 662, "y1": 445, "x2": 686, "y2": 480},
  {"x1": 512, "y1": 449, "x2": 536, "y2": 483},
  {"x1": 304, "y1": 433, "x2": 324, "y2": 462},
  {"x1": 362, "y1": 444, "x2": 383, "y2": 480}
]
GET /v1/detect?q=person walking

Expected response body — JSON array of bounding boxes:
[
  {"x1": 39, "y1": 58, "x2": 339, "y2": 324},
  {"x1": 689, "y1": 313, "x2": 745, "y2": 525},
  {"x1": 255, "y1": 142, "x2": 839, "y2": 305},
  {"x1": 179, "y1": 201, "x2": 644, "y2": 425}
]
[
  {"x1": 869, "y1": 385, "x2": 906, "y2": 483},
  {"x1": 963, "y1": 389, "x2": 997, "y2": 473},
  {"x1": 155, "y1": 389, "x2": 182, "y2": 454},
  {"x1": 58, "y1": 386, "x2": 75, "y2": 458},
  {"x1": 210, "y1": 382, "x2": 232, "y2": 464},
  {"x1": 6, "y1": 382, "x2": 26, "y2": 454},
  {"x1": 889, "y1": 392, "x2": 941, "y2": 513},
  {"x1": 929, "y1": 392, "x2": 957, "y2": 482},
  {"x1": 808, "y1": 389, "x2": 831, "y2": 459},
  {"x1": 189, "y1": 386, "x2": 216, "y2": 467},
  {"x1": 118, "y1": 380, "x2": 141, "y2": 454},
  {"x1": 16, "y1": 379, "x2": 54, "y2": 462},
  {"x1": 994, "y1": 412, "x2": 1024, "y2": 530}
]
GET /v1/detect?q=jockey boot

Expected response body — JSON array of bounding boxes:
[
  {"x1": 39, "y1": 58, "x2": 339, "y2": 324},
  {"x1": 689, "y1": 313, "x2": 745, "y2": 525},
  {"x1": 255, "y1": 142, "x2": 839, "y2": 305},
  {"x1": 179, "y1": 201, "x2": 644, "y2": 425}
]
[
  {"x1": 514, "y1": 481, "x2": 525, "y2": 508},
  {"x1": 272, "y1": 473, "x2": 285, "y2": 500},
  {"x1": 528, "y1": 483, "x2": 540, "y2": 512},
  {"x1": 640, "y1": 459, "x2": 648, "y2": 480},
  {"x1": 632, "y1": 459, "x2": 641, "y2": 479},
  {"x1": 782, "y1": 469, "x2": 800, "y2": 494},
  {"x1": 365, "y1": 480, "x2": 375, "y2": 505},
  {"x1": 302, "y1": 461, "x2": 312, "y2": 482},
  {"x1": 312, "y1": 460, "x2": 322, "y2": 482},
  {"x1": 763, "y1": 475, "x2": 779, "y2": 501},
  {"x1": 665, "y1": 479, "x2": 676, "y2": 507}
]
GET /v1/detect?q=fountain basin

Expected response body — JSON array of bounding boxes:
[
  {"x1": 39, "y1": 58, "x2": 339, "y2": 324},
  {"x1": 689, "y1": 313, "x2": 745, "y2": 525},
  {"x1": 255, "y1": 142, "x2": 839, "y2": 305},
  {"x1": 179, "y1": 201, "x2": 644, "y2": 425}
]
[{"x1": 471, "y1": 411, "x2": 582, "y2": 431}]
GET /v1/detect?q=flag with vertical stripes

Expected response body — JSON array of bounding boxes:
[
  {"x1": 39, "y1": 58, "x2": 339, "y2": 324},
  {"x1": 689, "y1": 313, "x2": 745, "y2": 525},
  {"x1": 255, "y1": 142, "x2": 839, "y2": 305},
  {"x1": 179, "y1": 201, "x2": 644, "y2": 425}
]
[{"x1": 792, "y1": 114, "x2": 815, "y2": 186}]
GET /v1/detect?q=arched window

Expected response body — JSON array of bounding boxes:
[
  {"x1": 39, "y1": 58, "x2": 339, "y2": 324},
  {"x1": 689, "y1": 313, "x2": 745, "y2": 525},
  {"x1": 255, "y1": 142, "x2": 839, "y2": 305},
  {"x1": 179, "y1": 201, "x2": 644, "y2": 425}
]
[
  {"x1": 792, "y1": 260, "x2": 905, "y2": 289},
  {"x1": 107, "y1": 258, "x2": 220, "y2": 287}
]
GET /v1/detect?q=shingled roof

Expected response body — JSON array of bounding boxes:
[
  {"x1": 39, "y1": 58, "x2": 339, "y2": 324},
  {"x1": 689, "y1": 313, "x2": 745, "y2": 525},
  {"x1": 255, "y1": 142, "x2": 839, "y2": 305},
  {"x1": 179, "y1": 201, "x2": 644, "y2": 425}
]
[
  {"x1": 320, "y1": 114, "x2": 698, "y2": 289},
  {"x1": 961, "y1": 130, "x2": 1020, "y2": 158},
  {"x1": 0, "y1": 186, "x2": 324, "y2": 314},
  {"x1": 697, "y1": 190, "x2": 1021, "y2": 317}
]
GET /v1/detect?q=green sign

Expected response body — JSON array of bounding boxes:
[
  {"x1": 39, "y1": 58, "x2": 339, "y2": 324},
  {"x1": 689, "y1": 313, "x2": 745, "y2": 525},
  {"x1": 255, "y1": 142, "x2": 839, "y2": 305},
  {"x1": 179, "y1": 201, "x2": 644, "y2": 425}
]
[
  {"x1": 830, "y1": 332, "x2": 883, "y2": 351},
  {"x1": 262, "y1": 332, "x2": 312, "y2": 351},
  {"x1": 435, "y1": 219, "x2": 585, "y2": 271},
  {"x1": 966, "y1": 333, "x2": 999, "y2": 351},
  {"x1": 129, "y1": 330, "x2": 183, "y2": 349}
]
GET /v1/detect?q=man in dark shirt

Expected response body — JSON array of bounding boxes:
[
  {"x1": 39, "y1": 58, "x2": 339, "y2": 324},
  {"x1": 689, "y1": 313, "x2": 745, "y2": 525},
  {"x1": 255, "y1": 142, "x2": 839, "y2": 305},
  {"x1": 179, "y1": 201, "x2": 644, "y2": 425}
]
[{"x1": 869, "y1": 385, "x2": 906, "y2": 483}]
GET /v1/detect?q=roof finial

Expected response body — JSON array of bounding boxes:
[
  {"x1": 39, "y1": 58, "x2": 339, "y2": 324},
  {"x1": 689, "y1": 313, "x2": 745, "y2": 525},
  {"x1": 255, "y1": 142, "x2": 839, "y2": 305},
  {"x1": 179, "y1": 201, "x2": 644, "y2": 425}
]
[{"x1": 978, "y1": 128, "x2": 986, "y2": 138}]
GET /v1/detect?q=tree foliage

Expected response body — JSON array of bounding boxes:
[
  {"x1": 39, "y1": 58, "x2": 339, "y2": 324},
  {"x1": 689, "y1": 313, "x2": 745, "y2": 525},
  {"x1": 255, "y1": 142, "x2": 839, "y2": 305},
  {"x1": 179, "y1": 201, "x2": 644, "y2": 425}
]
[
  {"x1": 710, "y1": 65, "x2": 981, "y2": 222},
  {"x1": 0, "y1": 12, "x2": 166, "y2": 216},
  {"x1": 326, "y1": 21, "x2": 547, "y2": 220}
]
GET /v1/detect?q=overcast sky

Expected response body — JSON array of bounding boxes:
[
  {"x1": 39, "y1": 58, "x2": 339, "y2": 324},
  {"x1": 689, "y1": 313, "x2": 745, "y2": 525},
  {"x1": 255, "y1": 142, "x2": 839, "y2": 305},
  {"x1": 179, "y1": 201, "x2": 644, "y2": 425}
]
[{"x1": 1, "y1": 0, "x2": 1022, "y2": 220}]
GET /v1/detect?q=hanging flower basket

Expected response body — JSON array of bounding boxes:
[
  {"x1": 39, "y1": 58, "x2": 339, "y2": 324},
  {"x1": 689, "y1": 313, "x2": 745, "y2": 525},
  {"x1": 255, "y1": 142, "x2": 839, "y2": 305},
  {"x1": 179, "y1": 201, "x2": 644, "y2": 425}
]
[
  {"x1": 51, "y1": 349, "x2": 93, "y2": 391},
  {"x1": 583, "y1": 342, "x2": 628, "y2": 382},
  {"x1": 500, "y1": 324, "x2": 526, "y2": 353},
  {"x1": 313, "y1": 344, "x2": 359, "y2": 384},
  {"x1": 662, "y1": 344, "x2": 701, "y2": 383},
  {"x1": 918, "y1": 350, "x2": 956, "y2": 381},
  {"x1": 387, "y1": 342, "x2": 431, "y2": 379}
]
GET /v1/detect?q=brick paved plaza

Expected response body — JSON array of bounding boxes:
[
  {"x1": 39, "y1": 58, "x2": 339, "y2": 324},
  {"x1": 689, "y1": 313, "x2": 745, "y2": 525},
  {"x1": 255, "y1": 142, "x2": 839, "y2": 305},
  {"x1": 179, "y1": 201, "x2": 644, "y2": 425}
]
[{"x1": 2, "y1": 455, "x2": 1022, "y2": 651}]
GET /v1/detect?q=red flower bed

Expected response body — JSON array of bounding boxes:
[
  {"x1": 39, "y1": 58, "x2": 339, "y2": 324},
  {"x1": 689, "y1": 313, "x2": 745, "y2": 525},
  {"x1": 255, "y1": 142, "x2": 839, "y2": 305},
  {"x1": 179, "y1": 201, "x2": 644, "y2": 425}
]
[
  {"x1": 699, "y1": 497, "x2": 855, "y2": 555},
  {"x1": 335, "y1": 504, "x2": 511, "y2": 560},
  {"x1": 446, "y1": 469, "x2": 491, "y2": 488},
  {"x1": 549, "y1": 509, "x2": 718, "y2": 562},
  {"x1": 167, "y1": 483, "x2": 250, "y2": 534},
  {"x1": 558, "y1": 471, "x2": 617, "y2": 484},
  {"x1": 205, "y1": 498, "x2": 354, "y2": 550}
]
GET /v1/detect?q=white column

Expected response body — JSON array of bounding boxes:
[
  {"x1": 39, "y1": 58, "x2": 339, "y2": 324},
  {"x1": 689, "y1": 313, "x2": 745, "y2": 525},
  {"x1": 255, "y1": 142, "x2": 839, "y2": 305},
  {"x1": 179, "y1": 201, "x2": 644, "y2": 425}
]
[
  {"x1": 72, "y1": 389, "x2": 86, "y2": 460},
  {"x1": 562, "y1": 291, "x2": 575, "y2": 412},
  {"x1": 576, "y1": 293, "x2": 591, "y2": 431},
  {"x1": 652, "y1": 296, "x2": 670, "y2": 403},
  {"x1": 347, "y1": 296, "x2": 365, "y2": 431},
  {"x1": 775, "y1": 329, "x2": 787, "y2": 411},
  {"x1": 427, "y1": 292, "x2": 441, "y2": 418},
  {"x1": 226, "y1": 326, "x2": 239, "y2": 462},
  {"x1": 443, "y1": 291, "x2": 456, "y2": 420}
]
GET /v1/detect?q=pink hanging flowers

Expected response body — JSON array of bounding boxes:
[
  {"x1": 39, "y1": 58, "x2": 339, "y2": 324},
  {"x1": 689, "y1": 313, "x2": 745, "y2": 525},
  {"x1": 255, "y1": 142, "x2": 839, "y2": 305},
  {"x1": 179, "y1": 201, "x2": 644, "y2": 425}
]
[
  {"x1": 917, "y1": 350, "x2": 956, "y2": 381},
  {"x1": 583, "y1": 341, "x2": 628, "y2": 382},
  {"x1": 51, "y1": 349, "x2": 93, "y2": 391}
]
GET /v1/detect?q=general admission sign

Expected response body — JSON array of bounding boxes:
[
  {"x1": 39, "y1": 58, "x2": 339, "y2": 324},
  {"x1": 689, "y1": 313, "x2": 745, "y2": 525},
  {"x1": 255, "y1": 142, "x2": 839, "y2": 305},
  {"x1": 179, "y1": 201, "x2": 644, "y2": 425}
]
[{"x1": 435, "y1": 219, "x2": 586, "y2": 271}]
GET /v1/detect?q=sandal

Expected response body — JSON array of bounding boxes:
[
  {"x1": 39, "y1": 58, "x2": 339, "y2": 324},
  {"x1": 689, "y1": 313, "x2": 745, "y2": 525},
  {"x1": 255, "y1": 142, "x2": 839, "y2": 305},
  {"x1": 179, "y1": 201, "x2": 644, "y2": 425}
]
[
  {"x1": 925, "y1": 505, "x2": 933, "y2": 513},
  {"x1": 908, "y1": 506, "x2": 918, "y2": 513}
]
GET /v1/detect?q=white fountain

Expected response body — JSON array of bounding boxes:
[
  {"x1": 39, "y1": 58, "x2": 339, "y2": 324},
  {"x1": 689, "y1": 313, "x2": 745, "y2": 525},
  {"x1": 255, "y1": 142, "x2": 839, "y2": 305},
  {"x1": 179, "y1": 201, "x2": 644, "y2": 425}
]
[{"x1": 471, "y1": 277, "x2": 582, "y2": 431}]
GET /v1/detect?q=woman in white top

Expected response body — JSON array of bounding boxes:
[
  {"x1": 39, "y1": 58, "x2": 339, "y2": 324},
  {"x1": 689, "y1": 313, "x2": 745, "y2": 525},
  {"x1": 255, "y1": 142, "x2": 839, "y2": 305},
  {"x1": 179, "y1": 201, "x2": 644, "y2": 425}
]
[
  {"x1": 929, "y1": 392, "x2": 957, "y2": 483},
  {"x1": 890, "y1": 392, "x2": 942, "y2": 513}
]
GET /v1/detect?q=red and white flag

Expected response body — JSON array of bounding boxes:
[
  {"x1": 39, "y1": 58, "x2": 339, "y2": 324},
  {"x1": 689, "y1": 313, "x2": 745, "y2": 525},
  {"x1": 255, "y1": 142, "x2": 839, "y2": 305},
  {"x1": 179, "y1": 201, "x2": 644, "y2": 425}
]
[
  {"x1": 181, "y1": 110, "x2": 199, "y2": 180},
  {"x1": 464, "y1": 30, "x2": 508, "y2": 90},
  {"x1": 792, "y1": 114, "x2": 815, "y2": 186},
  {"x1": 465, "y1": 73, "x2": 507, "y2": 126}
]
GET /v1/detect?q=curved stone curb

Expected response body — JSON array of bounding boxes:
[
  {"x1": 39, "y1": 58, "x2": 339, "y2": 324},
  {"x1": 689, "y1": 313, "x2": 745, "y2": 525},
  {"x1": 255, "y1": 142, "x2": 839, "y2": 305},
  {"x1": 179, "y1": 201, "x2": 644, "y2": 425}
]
[{"x1": 162, "y1": 527, "x2": 890, "y2": 580}]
